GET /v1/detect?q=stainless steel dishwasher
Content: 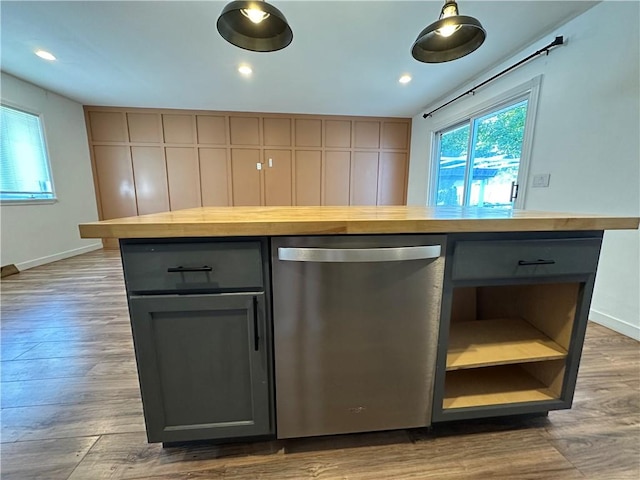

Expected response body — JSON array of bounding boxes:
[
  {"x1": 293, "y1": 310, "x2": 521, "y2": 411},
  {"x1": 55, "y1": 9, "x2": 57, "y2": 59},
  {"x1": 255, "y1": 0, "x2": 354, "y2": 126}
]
[{"x1": 271, "y1": 235, "x2": 446, "y2": 439}]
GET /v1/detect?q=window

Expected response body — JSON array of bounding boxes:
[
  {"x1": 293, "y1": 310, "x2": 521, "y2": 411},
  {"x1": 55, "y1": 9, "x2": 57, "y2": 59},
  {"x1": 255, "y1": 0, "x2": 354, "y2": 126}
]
[
  {"x1": 430, "y1": 81, "x2": 539, "y2": 209},
  {"x1": 0, "y1": 104, "x2": 55, "y2": 202}
]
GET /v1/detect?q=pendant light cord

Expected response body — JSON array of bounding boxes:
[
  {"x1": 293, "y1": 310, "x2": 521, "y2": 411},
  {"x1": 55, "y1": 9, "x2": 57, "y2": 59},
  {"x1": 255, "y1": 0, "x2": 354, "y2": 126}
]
[{"x1": 423, "y1": 36, "x2": 564, "y2": 118}]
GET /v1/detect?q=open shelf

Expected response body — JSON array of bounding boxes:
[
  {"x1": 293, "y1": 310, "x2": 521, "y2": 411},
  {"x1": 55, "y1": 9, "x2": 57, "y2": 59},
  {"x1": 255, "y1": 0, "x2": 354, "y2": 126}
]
[
  {"x1": 446, "y1": 318, "x2": 568, "y2": 371},
  {"x1": 443, "y1": 364, "x2": 560, "y2": 410}
]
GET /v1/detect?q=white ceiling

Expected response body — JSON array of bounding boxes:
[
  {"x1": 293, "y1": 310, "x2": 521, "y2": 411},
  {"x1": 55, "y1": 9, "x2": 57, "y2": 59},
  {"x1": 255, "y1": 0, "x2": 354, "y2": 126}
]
[{"x1": 1, "y1": 1, "x2": 598, "y2": 118}]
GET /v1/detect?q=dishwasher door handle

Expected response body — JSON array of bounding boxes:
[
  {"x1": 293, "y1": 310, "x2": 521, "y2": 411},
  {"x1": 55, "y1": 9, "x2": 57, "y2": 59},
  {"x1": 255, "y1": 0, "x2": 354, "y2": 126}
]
[{"x1": 277, "y1": 245, "x2": 441, "y2": 263}]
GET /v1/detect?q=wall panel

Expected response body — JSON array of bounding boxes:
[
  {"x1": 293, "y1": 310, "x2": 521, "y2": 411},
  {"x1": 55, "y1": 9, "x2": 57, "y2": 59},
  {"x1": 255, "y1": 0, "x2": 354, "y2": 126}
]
[
  {"x1": 163, "y1": 114, "x2": 195, "y2": 144},
  {"x1": 264, "y1": 150, "x2": 292, "y2": 206},
  {"x1": 127, "y1": 113, "x2": 161, "y2": 143},
  {"x1": 230, "y1": 117, "x2": 260, "y2": 145},
  {"x1": 86, "y1": 107, "x2": 411, "y2": 215},
  {"x1": 197, "y1": 115, "x2": 227, "y2": 145},
  {"x1": 199, "y1": 148, "x2": 230, "y2": 206},
  {"x1": 231, "y1": 149, "x2": 262, "y2": 206},
  {"x1": 378, "y1": 152, "x2": 407, "y2": 206},
  {"x1": 351, "y1": 152, "x2": 379, "y2": 205},
  {"x1": 295, "y1": 151, "x2": 322, "y2": 206},
  {"x1": 382, "y1": 122, "x2": 409, "y2": 150},
  {"x1": 324, "y1": 151, "x2": 351, "y2": 206},
  {"x1": 354, "y1": 121, "x2": 380, "y2": 149},
  {"x1": 131, "y1": 146, "x2": 169, "y2": 214},
  {"x1": 92, "y1": 145, "x2": 137, "y2": 219},
  {"x1": 325, "y1": 120, "x2": 351, "y2": 148},
  {"x1": 295, "y1": 119, "x2": 322, "y2": 147},
  {"x1": 88, "y1": 111, "x2": 127, "y2": 142},
  {"x1": 264, "y1": 118, "x2": 291, "y2": 146},
  {"x1": 165, "y1": 147, "x2": 201, "y2": 210}
]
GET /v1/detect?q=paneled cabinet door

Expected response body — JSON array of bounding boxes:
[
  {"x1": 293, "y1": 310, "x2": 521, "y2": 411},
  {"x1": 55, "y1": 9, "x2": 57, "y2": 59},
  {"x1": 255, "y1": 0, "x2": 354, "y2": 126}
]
[{"x1": 129, "y1": 293, "x2": 273, "y2": 443}]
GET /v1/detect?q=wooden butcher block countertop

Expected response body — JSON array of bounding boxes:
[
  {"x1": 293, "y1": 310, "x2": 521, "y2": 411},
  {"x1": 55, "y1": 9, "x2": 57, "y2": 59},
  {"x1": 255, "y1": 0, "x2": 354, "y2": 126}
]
[{"x1": 78, "y1": 206, "x2": 639, "y2": 239}]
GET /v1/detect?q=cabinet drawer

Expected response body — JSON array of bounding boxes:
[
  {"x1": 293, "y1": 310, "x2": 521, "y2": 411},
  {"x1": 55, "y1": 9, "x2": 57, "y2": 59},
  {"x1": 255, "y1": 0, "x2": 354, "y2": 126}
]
[
  {"x1": 122, "y1": 241, "x2": 263, "y2": 293},
  {"x1": 451, "y1": 238, "x2": 601, "y2": 281}
]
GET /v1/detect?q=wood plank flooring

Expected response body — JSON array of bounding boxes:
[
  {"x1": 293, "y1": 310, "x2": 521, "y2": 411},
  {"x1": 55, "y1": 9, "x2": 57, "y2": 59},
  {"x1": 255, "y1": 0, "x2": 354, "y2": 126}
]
[{"x1": 1, "y1": 249, "x2": 638, "y2": 479}]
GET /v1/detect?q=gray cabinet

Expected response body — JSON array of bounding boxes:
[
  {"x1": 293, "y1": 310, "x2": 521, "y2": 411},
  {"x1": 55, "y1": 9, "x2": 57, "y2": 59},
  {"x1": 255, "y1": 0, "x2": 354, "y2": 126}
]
[
  {"x1": 432, "y1": 231, "x2": 603, "y2": 423},
  {"x1": 121, "y1": 239, "x2": 274, "y2": 444}
]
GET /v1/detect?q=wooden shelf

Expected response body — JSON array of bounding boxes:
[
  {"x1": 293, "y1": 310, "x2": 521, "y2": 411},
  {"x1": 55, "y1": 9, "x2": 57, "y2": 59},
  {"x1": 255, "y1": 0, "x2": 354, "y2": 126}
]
[
  {"x1": 443, "y1": 365, "x2": 559, "y2": 409},
  {"x1": 446, "y1": 318, "x2": 567, "y2": 371}
]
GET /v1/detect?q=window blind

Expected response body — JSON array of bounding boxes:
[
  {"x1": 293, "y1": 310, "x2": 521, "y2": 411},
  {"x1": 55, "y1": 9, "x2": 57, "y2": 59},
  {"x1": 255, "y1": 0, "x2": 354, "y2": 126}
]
[{"x1": 0, "y1": 105, "x2": 55, "y2": 201}]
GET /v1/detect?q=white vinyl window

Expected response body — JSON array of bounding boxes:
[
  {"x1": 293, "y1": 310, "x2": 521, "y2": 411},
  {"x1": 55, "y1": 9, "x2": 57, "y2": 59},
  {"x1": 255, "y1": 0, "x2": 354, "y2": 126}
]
[
  {"x1": 0, "y1": 104, "x2": 56, "y2": 203},
  {"x1": 429, "y1": 78, "x2": 540, "y2": 209}
]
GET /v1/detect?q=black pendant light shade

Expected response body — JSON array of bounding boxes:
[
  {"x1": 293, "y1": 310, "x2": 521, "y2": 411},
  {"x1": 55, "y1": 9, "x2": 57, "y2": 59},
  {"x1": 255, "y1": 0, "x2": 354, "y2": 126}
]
[
  {"x1": 412, "y1": 1, "x2": 485, "y2": 63},
  {"x1": 217, "y1": 1, "x2": 293, "y2": 52}
]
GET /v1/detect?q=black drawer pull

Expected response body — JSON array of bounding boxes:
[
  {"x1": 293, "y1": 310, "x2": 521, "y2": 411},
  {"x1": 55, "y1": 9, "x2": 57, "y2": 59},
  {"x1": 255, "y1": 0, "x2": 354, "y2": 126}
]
[
  {"x1": 518, "y1": 259, "x2": 556, "y2": 266},
  {"x1": 253, "y1": 296, "x2": 260, "y2": 351},
  {"x1": 166, "y1": 266, "x2": 213, "y2": 273}
]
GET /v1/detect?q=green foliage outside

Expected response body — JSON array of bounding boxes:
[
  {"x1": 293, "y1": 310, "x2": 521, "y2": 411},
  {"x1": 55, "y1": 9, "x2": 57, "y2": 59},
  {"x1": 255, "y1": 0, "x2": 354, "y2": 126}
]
[
  {"x1": 440, "y1": 102, "x2": 527, "y2": 159},
  {"x1": 436, "y1": 101, "x2": 528, "y2": 207}
]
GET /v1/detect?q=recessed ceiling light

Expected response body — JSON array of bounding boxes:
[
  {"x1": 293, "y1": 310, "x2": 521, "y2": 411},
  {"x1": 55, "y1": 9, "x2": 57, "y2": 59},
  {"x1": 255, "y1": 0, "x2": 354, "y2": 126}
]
[
  {"x1": 35, "y1": 49, "x2": 56, "y2": 61},
  {"x1": 238, "y1": 65, "x2": 253, "y2": 76},
  {"x1": 399, "y1": 74, "x2": 412, "y2": 84}
]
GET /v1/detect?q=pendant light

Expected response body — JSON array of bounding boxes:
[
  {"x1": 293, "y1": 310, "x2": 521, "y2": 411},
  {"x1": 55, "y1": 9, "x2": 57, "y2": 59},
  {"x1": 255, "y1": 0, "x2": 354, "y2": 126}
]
[
  {"x1": 217, "y1": 0, "x2": 293, "y2": 52},
  {"x1": 411, "y1": 0, "x2": 486, "y2": 63}
]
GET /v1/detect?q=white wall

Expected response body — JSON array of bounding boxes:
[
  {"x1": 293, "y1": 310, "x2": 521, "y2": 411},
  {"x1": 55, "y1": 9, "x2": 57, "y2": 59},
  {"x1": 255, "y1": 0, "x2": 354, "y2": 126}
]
[
  {"x1": 0, "y1": 73, "x2": 101, "y2": 270},
  {"x1": 408, "y1": 1, "x2": 640, "y2": 339}
]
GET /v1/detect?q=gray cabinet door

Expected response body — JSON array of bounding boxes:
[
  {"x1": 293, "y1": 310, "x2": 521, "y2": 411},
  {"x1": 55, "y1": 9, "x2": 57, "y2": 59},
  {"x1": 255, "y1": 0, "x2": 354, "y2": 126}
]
[{"x1": 129, "y1": 293, "x2": 273, "y2": 443}]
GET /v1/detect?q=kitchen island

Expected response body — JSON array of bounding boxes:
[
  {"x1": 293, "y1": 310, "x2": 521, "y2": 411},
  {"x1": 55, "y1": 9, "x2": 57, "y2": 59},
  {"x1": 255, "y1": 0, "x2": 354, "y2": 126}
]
[{"x1": 79, "y1": 206, "x2": 638, "y2": 444}]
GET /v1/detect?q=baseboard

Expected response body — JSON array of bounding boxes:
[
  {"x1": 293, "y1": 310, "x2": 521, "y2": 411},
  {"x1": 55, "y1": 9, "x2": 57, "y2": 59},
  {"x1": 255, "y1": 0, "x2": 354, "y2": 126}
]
[
  {"x1": 1, "y1": 264, "x2": 20, "y2": 278},
  {"x1": 15, "y1": 243, "x2": 103, "y2": 271},
  {"x1": 590, "y1": 309, "x2": 640, "y2": 341}
]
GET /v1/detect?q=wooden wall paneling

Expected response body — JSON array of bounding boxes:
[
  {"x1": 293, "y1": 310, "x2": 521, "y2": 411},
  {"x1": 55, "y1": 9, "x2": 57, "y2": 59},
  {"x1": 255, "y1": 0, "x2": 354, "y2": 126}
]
[
  {"x1": 130, "y1": 147, "x2": 170, "y2": 214},
  {"x1": 264, "y1": 150, "x2": 292, "y2": 206},
  {"x1": 231, "y1": 149, "x2": 262, "y2": 206},
  {"x1": 323, "y1": 151, "x2": 351, "y2": 206},
  {"x1": 127, "y1": 113, "x2": 162, "y2": 143},
  {"x1": 196, "y1": 115, "x2": 227, "y2": 145},
  {"x1": 325, "y1": 120, "x2": 352, "y2": 148},
  {"x1": 294, "y1": 151, "x2": 321, "y2": 206},
  {"x1": 162, "y1": 114, "x2": 195, "y2": 144},
  {"x1": 295, "y1": 119, "x2": 322, "y2": 147},
  {"x1": 354, "y1": 121, "x2": 381, "y2": 149},
  {"x1": 87, "y1": 108, "x2": 411, "y2": 211},
  {"x1": 381, "y1": 121, "x2": 410, "y2": 150},
  {"x1": 88, "y1": 111, "x2": 127, "y2": 142},
  {"x1": 199, "y1": 148, "x2": 230, "y2": 206},
  {"x1": 92, "y1": 146, "x2": 137, "y2": 219},
  {"x1": 263, "y1": 118, "x2": 291, "y2": 146},
  {"x1": 350, "y1": 152, "x2": 379, "y2": 205},
  {"x1": 229, "y1": 117, "x2": 260, "y2": 145},
  {"x1": 165, "y1": 147, "x2": 202, "y2": 211},
  {"x1": 377, "y1": 152, "x2": 408, "y2": 205}
]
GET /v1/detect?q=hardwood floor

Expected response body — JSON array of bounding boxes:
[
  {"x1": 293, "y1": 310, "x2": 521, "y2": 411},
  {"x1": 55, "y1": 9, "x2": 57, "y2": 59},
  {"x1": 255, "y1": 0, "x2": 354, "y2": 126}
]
[{"x1": 1, "y1": 249, "x2": 638, "y2": 479}]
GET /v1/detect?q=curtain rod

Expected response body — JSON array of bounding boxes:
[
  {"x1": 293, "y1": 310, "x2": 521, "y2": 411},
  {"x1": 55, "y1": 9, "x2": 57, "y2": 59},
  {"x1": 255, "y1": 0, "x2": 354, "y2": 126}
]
[{"x1": 422, "y1": 36, "x2": 564, "y2": 119}]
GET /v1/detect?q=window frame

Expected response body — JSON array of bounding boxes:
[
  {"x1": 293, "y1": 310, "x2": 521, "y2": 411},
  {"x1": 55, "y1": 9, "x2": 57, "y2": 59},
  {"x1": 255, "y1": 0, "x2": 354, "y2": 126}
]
[
  {"x1": 427, "y1": 76, "x2": 542, "y2": 209},
  {"x1": 0, "y1": 101, "x2": 57, "y2": 205}
]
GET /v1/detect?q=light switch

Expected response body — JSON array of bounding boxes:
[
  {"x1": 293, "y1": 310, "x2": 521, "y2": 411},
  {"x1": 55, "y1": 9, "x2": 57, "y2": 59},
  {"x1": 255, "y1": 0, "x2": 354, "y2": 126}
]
[{"x1": 532, "y1": 174, "x2": 550, "y2": 188}]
